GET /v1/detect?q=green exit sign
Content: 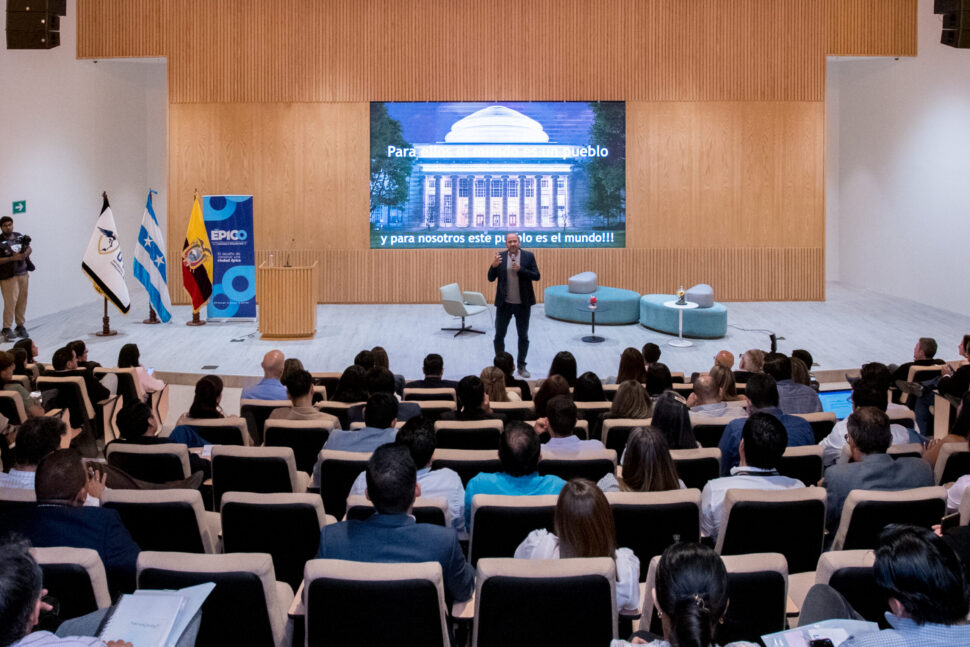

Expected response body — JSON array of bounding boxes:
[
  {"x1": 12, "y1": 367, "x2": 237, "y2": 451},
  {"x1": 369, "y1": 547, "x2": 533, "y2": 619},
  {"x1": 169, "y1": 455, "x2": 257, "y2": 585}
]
[{"x1": 12, "y1": 201, "x2": 25, "y2": 214}]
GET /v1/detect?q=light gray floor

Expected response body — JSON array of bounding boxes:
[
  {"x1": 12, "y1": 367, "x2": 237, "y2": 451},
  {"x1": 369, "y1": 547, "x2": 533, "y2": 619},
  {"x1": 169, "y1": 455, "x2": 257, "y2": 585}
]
[{"x1": 22, "y1": 282, "x2": 970, "y2": 386}]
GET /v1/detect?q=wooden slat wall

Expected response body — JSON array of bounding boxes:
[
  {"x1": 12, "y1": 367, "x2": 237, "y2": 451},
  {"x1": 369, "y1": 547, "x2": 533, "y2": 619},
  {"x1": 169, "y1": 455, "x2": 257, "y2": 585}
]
[
  {"x1": 74, "y1": 0, "x2": 915, "y2": 304},
  {"x1": 825, "y1": 0, "x2": 918, "y2": 57}
]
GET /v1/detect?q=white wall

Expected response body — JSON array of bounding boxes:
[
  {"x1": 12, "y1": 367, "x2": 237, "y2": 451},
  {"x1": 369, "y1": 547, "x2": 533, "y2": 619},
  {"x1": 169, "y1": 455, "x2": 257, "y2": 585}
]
[
  {"x1": 836, "y1": 4, "x2": 970, "y2": 316},
  {"x1": 825, "y1": 61, "x2": 840, "y2": 282},
  {"x1": 0, "y1": 1, "x2": 166, "y2": 322}
]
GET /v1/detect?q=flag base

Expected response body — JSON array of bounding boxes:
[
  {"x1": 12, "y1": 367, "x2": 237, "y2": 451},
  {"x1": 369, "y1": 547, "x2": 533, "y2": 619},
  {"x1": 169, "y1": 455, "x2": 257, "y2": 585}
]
[
  {"x1": 143, "y1": 306, "x2": 161, "y2": 325},
  {"x1": 95, "y1": 297, "x2": 117, "y2": 336},
  {"x1": 186, "y1": 311, "x2": 206, "y2": 326}
]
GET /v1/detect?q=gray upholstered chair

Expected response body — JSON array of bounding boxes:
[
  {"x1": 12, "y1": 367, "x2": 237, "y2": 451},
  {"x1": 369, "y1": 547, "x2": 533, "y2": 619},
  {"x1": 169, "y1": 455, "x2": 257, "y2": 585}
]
[{"x1": 440, "y1": 282, "x2": 489, "y2": 336}]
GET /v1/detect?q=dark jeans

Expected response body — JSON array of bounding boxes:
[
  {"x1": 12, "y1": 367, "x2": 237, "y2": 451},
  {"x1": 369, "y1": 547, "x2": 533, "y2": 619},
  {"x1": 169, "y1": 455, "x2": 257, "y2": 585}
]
[{"x1": 493, "y1": 302, "x2": 531, "y2": 369}]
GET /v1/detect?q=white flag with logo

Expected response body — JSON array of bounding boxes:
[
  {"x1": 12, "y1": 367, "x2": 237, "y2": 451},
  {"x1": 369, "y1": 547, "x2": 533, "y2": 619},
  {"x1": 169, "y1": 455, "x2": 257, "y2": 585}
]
[{"x1": 81, "y1": 194, "x2": 131, "y2": 313}]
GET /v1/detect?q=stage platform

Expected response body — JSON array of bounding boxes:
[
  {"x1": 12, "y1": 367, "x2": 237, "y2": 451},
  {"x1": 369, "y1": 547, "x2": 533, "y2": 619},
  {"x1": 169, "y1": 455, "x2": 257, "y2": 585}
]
[{"x1": 23, "y1": 282, "x2": 970, "y2": 388}]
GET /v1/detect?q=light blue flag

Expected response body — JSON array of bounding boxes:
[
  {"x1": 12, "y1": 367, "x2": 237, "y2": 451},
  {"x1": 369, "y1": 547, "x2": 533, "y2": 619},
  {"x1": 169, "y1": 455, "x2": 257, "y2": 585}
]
[{"x1": 132, "y1": 190, "x2": 173, "y2": 322}]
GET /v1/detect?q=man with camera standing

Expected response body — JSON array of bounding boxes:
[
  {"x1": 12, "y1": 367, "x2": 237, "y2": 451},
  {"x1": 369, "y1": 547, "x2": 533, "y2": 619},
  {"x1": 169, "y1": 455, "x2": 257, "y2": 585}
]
[{"x1": 0, "y1": 216, "x2": 32, "y2": 341}]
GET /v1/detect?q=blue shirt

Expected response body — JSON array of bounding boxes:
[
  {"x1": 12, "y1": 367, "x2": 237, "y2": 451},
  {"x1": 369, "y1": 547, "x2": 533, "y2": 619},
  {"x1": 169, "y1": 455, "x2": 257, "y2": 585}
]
[
  {"x1": 240, "y1": 378, "x2": 287, "y2": 401},
  {"x1": 323, "y1": 426, "x2": 397, "y2": 453},
  {"x1": 776, "y1": 379, "x2": 823, "y2": 415},
  {"x1": 718, "y1": 406, "x2": 815, "y2": 475},
  {"x1": 464, "y1": 471, "x2": 566, "y2": 527},
  {"x1": 842, "y1": 612, "x2": 970, "y2": 646}
]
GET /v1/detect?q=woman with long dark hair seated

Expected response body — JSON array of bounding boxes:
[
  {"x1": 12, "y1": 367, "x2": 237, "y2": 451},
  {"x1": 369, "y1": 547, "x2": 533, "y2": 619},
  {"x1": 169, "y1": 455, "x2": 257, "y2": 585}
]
[
  {"x1": 117, "y1": 343, "x2": 166, "y2": 397},
  {"x1": 599, "y1": 426, "x2": 685, "y2": 492},
  {"x1": 515, "y1": 478, "x2": 640, "y2": 612},
  {"x1": 187, "y1": 375, "x2": 225, "y2": 419},
  {"x1": 548, "y1": 351, "x2": 578, "y2": 387},
  {"x1": 331, "y1": 365, "x2": 369, "y2": 403},
  {"x1": 650, "y1": 391, "x2": 698, "y2": 450}
]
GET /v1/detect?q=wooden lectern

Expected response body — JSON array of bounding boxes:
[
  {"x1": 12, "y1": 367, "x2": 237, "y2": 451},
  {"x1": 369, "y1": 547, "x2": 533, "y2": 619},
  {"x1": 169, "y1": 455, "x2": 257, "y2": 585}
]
[{"x1": 256, "y1": 261, "x2": 318, "y2": 339}]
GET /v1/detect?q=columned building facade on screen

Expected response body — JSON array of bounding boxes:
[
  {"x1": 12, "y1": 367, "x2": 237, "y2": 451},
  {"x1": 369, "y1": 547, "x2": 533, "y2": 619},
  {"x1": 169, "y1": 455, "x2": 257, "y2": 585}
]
[{"x1": 410, "y1": 106, "x2": 575, "y2": 230}]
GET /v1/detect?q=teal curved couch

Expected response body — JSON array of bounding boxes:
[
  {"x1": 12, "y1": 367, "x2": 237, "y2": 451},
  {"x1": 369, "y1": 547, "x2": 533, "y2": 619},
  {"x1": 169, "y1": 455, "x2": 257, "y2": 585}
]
[
  {"x1": 544, "y1": 285, "x2": 641, "y2": 324},
  {"x1": 639, "y1": 294, "x2": 728, "y2": 338}
]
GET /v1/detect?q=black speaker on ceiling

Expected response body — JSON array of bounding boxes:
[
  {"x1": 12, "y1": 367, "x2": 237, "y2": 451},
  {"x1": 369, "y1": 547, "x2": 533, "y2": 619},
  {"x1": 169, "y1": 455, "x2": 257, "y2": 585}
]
[
  {"x1": 936, "y1": 0, "x2": 970, "y2": 48},
  {"x1": 6, "y1": 0, "x2": 63, "y2": 50}
]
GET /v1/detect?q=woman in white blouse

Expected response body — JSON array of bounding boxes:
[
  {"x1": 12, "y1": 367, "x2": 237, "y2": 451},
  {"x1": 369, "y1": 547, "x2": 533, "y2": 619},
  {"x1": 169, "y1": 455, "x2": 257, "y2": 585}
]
[
  {"x1": 514, "y1": 478, "x2": 640, "y2": 612},
  {"x1": 117, "y1": 343, "x2": 165, "y2": 397}
]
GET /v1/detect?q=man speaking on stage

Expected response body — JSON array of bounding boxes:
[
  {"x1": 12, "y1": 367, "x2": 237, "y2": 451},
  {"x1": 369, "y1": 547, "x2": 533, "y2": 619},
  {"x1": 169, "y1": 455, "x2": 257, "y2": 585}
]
[{"x1": 488, "y1": 232, "x2": 540, "y2": 378}]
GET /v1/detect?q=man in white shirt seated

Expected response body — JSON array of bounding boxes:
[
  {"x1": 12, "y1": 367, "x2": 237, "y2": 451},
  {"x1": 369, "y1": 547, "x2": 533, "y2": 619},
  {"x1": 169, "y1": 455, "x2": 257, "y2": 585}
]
[
  {"x1": 537, "y1": 395, "x2": 605, "y2": 455},
  {"x1": 349, "y1": 417, "x2": 466, "y2": 535},
  {"x1": 687, "y1": 374, "x2": 746, "y2": 421},
  {"x1": 0, "y1": 417, "x2": 77, "y2": 491},
  {"x1": 819, "y1": 378, "x2": 922, "y2": 467},
  {"x1": 701, "y1": 412, "x2": 805, "y2": 540}
]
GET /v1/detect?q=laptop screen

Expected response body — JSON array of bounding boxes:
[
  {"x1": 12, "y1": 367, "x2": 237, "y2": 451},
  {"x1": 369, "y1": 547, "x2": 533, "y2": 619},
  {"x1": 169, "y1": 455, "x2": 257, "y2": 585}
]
[{"x1": 818, "y1": 389, "x2": 853, "y2": 421}]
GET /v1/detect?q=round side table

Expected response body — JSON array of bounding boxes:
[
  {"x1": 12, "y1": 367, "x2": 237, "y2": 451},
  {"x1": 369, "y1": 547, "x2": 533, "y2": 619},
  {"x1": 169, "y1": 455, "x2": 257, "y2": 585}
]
[{"x1": 662, "y1": 300, "x2": 699, "y2": 347}]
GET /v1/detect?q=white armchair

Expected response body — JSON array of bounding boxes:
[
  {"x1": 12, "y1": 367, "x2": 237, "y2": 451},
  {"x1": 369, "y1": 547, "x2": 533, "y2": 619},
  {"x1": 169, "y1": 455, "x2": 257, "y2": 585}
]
[{"x1": 440, "y1": 282, "x2": 489, "y2": 336}]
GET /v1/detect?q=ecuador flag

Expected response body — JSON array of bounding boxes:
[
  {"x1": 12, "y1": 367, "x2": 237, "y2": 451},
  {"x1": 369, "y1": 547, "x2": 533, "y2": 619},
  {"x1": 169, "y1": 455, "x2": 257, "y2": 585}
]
[{"x1": 181, "y1": 196, "x2": 213, "y2": 312}]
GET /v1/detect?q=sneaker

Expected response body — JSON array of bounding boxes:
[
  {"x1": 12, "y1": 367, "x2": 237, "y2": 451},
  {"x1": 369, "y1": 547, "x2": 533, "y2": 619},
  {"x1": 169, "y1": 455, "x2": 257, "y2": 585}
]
[
  {"x1": 1, "y1": 328, "x2": 13, "y2": 342},
  {"x1": 14, "y1": 326, "x2": 26, "y2": 338},
  {"x1": 517, "y1": 366, "x2": 531, "y2": 379}
]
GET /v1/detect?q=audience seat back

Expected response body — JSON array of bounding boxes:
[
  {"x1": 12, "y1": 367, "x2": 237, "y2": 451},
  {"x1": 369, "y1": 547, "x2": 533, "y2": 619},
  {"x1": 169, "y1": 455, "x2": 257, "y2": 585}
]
[
  {"x1": 263, "y1": 419, "x2": 333, "y2": 475},
  {"x1": 715, "y1": 487, "x2": 826, "y2": 574},
  {"x1": 101, "y1": 488, "x2": 218, "y2": 554},
  {"x1": 606, "y1": 489, "x2": 701, "y2": 580},
  {"x1": 402, "y1": 387, "x2": 456, "y2": 402},
  {"x1": 469, "y1": 494, "x2": 557, "y2": 566},
  {"x1": 488, "y1": 400, "x2": 536, "y2": 421},
  {"x1": 105, "y1": 441, "x2": 191, "y2": 483},
  {"x1": 211, "y1": 446, "x2": 308, "y2": 511},
  {"x1": 221, "y1": 492, "x2": 326, "y2": 592},
  {"x1": 473, "y1": 557, "x2": 616, "y2": 647},
  {"x1": 317, "y1": 450, "x2": 371, "y2": 521},
  {"x1": 434, "y1": 419, "x2": 503, "y2": 450},
  {"x1": 601, "y1": 418, "x2": 652, "y2": 454},
  {"x1": 344, "y1": 494, "x2": 447, "y2": 527},
  {"x1": 814, "y1": 550, "x2": 883, "y2": 625},
  {"x1": 777, "y1": 445, "x2": 824, "y2": 485},
  {"x1": 689, "y1": 415, "x2": 736, "y2": 448},
  {"x1": 240, "y1": 399, "x2": 292, "y2": 446},
  {"x1": 176, "y1": 415, "x2": 252, "y2": 446},
  {"x1": 792, "y1": 412, "x2": 837, "y2": 444},
  {"x1": 670, "y1": 447, "x2": 721, "y2": 490},
  {"x1": 538, "y1": 450, "x2": 616, "y2": 482},
  {"x1": 304, "y1": 559, "x2": 449, "y2": 647},
  {"x1": 936, "y1": 443, "x2": 970, "y2": 485},
  {"x1": 887, "y1": 443, "x2": 923, "y2": 460},
  {"x1": 430, "y1": 449, "x2": 500, "y2": 487},
  {"x1": 832, "y1": 486, "x2": 947, "y2": 550},
  {"x1": 314, "y1": 402, "x2": 364, "y2": 431},
  {"x1": 31, "y1": 546, "x2": 111, "y2": 622}
]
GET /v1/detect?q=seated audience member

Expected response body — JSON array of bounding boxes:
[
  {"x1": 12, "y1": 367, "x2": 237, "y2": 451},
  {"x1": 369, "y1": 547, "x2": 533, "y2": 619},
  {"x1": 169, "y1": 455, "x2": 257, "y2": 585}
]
[
  {"x1": 689, "y1": 349, "x2": 735, "y2": 383},
  {"x1": 532, "y1": 375, "x2": 571, "y2": 419},
  {"x1": 792, "y1": 348, "x2": 814, "y2": 372},
  {"x1": 734, "y1": 348, "x2": 765, "y2": 383},
  {"x1": 48, "y1": 345, "x2": 111, "y2": 405},
  {"x1": 857, "y1": 361, "x2": 910, "y2": 417},
  {"x1": 641, "y1": 342, "x2": 661, "y2": 369},
  {"x1": 938, "y1": 334, "x2": 970, "y2": 399},
  {"x1": 819, "y1": 378, "x2": 923, "y2": 467},
  {"x1": 186, "y1": 375, "x2": 224, "y2": 419},
  {"x1": 718, "y1": 373, "x2": 814, "y2": 475},
  {"x1": 464, "y1": 422, "x2": 567, "y2": 527},
  {"x1": 481, "y1": 366, "x2": 519, "y2": 402},
  {"x1": 710, "y1": 364, "x2": 744, "y2": 403},
  {"x1": 822, "y1": 407, "x2": 934, "y2": 534},
  {"x1": 573, "y1": 371, "x2": 606, "y2": 402},
  {"x1": 67, "y1": 339, "x2": 101, "y2": 378},
  {"x1": 268, "y1": 369, "x2": 341, "y2": 428},
  {"x1": 353, "y1": 349, "x2": 375, "y2": 371},
  {"x1": 240, "y1": 349, "x2": 286, "y2": 401},
  {"x1": 701, "y1": 413, "x2": 804, "y2": 540},
  {"x1": 439, "y1": 375, "x2": 506, "y2": 423},
  {"x1": 612, "y1": 347, "x2": 647, "y2": 385},
  {"x1": 790, "y1": 356, "x2": 812, "y2": 387},
  {"x1": 116, "y1": 342, "x2": 165, "y2": 396},
  {"x1": 371, "y1": 346, "x2": 405, "y2": 396},
  {"x1": 0, "y1": 416, "x2": 74, "y2": 490},
  {"x1": 0, "y1": 351, "x2": 40, "y2": 416},
  {"x1": 406, "y1": 353, "x2": 458, "y2": 389},
  {"x1": 115, "y1": 400, "x2": 210, "y2": 477},
  {"x1": 763, "y1": 353, "x2": 822, "y2": 414},
  {"x1": 625, "y1": 542, "x2": 756, "y2": 647},
  {"x1": 316, "y1": 444, "x2": 474, "y2": 602},
  {"x1": 537, "y1": 395, "x2": 604, "y2": 454},
  {"x1": 515, "y1": 478, "x2": 640, "y2": 612},
  {"x1": 598, "y1": 426, "x2": 684, "y2": 493},
  {"x1": 548, "y1": 351, "x2": 578, "y2": 387},
  {"x1": 687, "y1": 374, "x2": 745, "y2": 421},
  {"x1": 0, "y1": 538, "x2": 196, "y2": 647},
  {"x1": 799, "y1": 525, "x2": 970, "y2": 645},
  {"x1": 349, "y1": 417, "x2": 466, "y2": 534},
  {"x1": 13, "y1": 337, "x2": 37, "y2": 367},
  {"x1": 891, "y1": 336, "x2": 946, "y2": 383},
  {"x1": 11, "y1": 349, "x2": 30, "y2": 386},
  {"x1": 348, "y1": 367, "x2": 420, "y2": 424},
  {"x1": 331, "y1": 365, "x2": 369, "y2": 403},
  {"x1": 323, "y1": 392, "x2": 398, "y2": 452},
  {"x1": 645, "y1": 363, "x2": 673, "y2": 396},
  {"x1": 493, "y1": 352, "x2": 531, "y2": 400},
  {"x1": 280, "y1": 357, "x2": 304, "y2": 385},
  {"x1": 937, "y1": 397, "x2": 970, "y2": 512},
  {"x1": 651, "y1": 391, "x2": 697, "y2": 450},
  {"x1": 596, "y1": 379, "x2": 652, "y2": 440},
  {"x1": 0, "y1": 449, "x2": 139, "y2": 593}
]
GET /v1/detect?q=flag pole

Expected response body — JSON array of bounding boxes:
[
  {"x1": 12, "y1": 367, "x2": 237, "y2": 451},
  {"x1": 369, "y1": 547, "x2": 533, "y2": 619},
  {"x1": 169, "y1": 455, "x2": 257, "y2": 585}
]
[{"x1": 185, "y1": 188, "x2": 206, "y2": 327}]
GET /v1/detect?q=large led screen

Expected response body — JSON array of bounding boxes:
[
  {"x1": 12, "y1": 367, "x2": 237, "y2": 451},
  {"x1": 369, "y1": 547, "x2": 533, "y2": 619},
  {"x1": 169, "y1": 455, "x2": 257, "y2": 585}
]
[{"x1": 370, "y1": 102, "x2": 625, "y2": 249}]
